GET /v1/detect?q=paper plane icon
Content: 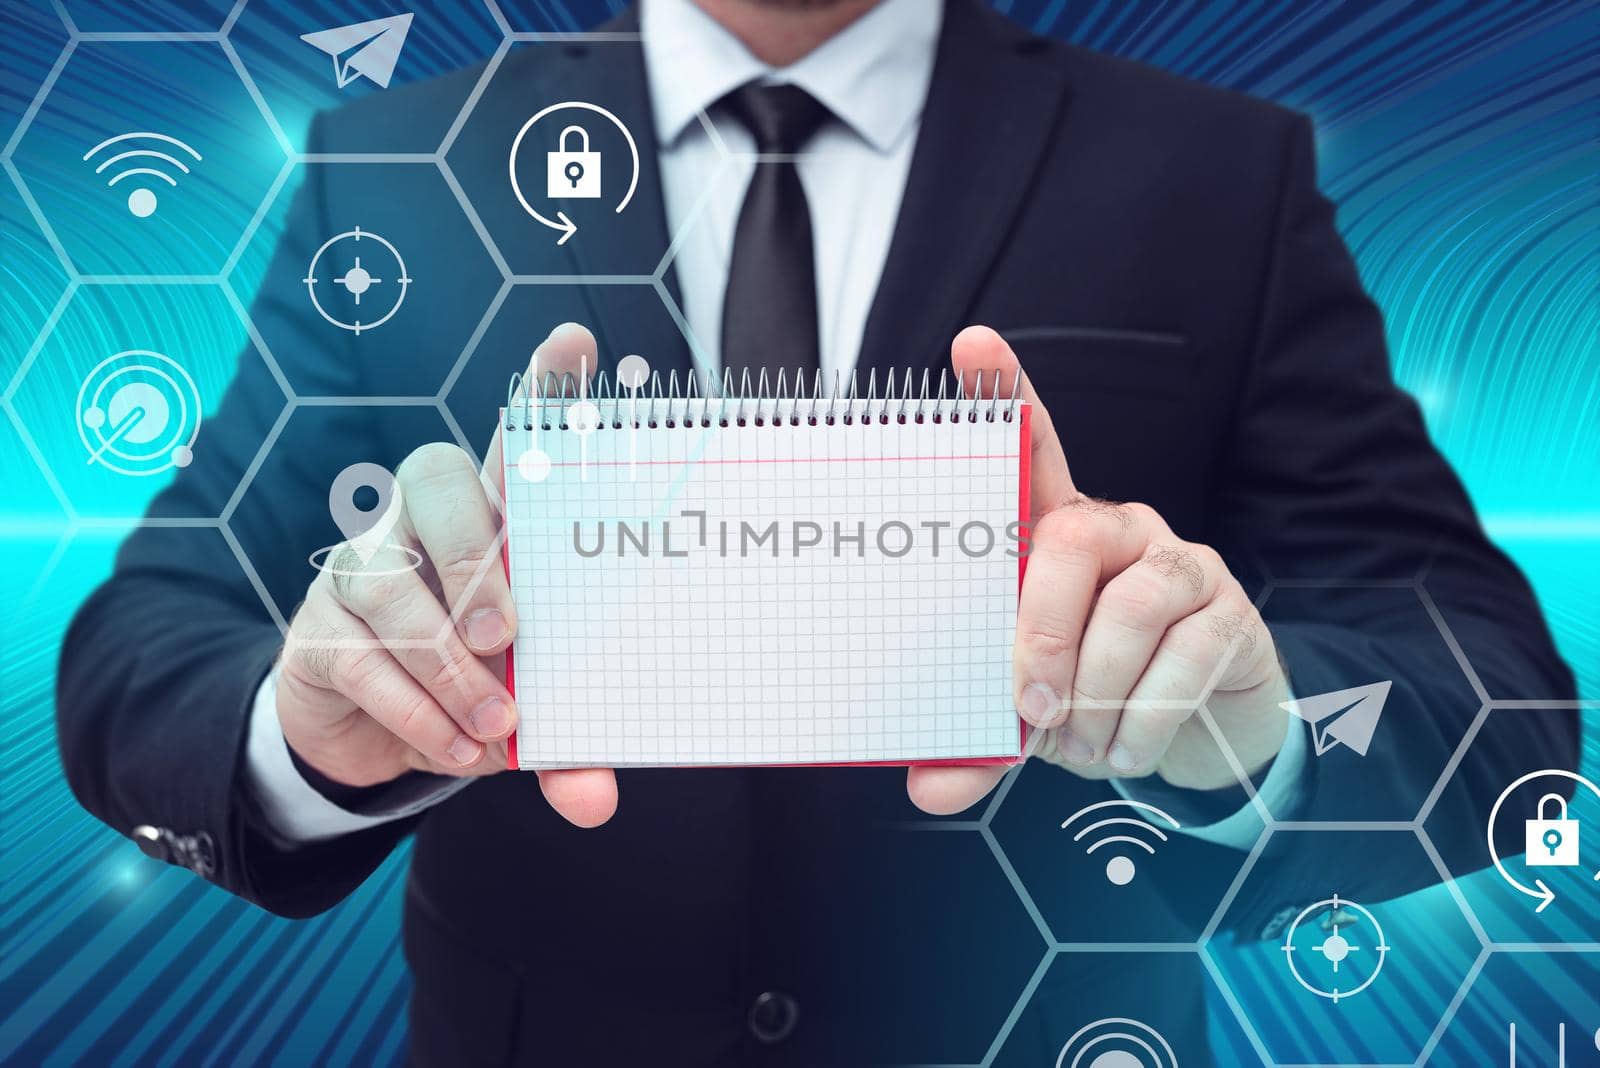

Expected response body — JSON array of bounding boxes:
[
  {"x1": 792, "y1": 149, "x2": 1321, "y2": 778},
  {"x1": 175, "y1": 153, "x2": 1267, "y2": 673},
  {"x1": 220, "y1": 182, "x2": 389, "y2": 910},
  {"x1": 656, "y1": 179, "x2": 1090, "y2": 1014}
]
[
  {"x1": 301, "y1": 13, "x2": 414, "y2": 90},
  {"x1": 1280, "y1": 681, "x2": 1391, "y2": 757}
]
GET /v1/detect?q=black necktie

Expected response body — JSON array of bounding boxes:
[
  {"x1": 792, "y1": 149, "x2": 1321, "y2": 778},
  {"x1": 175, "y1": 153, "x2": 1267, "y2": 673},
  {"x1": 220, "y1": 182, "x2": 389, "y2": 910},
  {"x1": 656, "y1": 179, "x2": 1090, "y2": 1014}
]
[{"x1": 719, "y1": 82, "x2": 833, "y2": 391}]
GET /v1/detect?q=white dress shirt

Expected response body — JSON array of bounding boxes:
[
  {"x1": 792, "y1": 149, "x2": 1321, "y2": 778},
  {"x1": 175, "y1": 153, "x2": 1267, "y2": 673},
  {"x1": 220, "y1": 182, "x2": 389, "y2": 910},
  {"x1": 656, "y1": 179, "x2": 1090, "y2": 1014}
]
[
  {"x1": 246, "y1": 0, "x2": 1306, "y2": 845},
  {"x1": 646, "y1": 0, "x2": 938, "y2": 379}
]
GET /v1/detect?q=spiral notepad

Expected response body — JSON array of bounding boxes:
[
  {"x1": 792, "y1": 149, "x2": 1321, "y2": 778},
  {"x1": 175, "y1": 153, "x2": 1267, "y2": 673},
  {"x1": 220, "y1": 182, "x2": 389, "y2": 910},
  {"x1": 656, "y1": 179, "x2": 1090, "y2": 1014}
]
[{"x1": 501, "y1": 370, "x2": 1029, "y2": 769}]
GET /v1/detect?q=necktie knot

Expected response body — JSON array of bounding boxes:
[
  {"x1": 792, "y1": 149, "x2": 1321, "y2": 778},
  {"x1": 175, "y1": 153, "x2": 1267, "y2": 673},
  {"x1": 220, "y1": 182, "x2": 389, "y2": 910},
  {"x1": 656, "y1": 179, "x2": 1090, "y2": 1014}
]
[{"x1": 722, "y1": 82, "x2": 833, "y2": 154}]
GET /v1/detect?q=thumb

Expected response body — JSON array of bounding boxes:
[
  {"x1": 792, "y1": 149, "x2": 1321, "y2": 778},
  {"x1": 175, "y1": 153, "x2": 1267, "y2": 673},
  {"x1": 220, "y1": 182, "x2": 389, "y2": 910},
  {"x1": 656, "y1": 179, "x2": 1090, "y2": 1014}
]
[
  {"x1": 486, "y1": 321, "x2": 601, "y2": 494},
  {"x1": 950, "y1": 325, "x2": 1075, "y2": 515},
  {"x1": 481, "y1": 322, "x2": 618, "y2": 829}
]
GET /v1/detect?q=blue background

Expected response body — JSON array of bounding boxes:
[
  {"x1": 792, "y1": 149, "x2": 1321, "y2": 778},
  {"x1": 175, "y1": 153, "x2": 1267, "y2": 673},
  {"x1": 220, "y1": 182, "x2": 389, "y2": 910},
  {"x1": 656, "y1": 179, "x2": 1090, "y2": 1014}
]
[{"x1": 2, "y1": 1, "x2": 1595, "y2": 1064}]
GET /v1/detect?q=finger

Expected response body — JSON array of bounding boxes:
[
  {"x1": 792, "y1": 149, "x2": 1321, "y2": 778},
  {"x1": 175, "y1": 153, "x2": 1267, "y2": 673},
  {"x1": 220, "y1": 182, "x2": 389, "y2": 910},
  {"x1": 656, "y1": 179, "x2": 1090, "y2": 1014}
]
[
  {"x1": 1069, "y1": 543, "x2": 1223, "y2": 770},
  {"x1": 1109, "y1": 598, "x2": 1265, "y2": 775},
  {"x1": 1102, "y1": 707, "x2": 1197, "y2": 780},
  {"x1": 486, "y1": 321, "x2": 601, "y2": 492},
  {"x1": 1013, "y1": 500, "x2": 1172, "y2": 735},
  {"x1": 395, "y1": 442, "x2": 516, "y2": 654},
  {"x1": 905, "y1": 764, "x2": 1008, "y2": 816},
  {"x1": 300, "y1": 615, "x2": 487, "y2": 771},
  {"x1": 1032, "y1": 730, "x2": 1120, "y2": 778},
  {"x1": 407, "y1": 739, "x2": 509, "y2": 778},
  {"x1": 329, "y1": 550, "x2": 517, "y2": 743},
  {"x1": 536, "y1": 767, "x2": 618, "y2": 828},
  {"x1": 950, "y1": 325, "x2": 1075, "y2": 515},
  {"x1": 279, "y1": 596, "x2": 420, "y2": 785},
  {"x1": 484, "y1": 322, "x2": 613, "y2": 829}
]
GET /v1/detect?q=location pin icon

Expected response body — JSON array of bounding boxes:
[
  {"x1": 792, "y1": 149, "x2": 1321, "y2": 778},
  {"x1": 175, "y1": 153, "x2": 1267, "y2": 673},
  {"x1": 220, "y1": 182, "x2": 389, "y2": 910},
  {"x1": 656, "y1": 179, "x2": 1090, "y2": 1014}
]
[{"x1": 329, "y1": 462, "x2": 402, "y2": 564}]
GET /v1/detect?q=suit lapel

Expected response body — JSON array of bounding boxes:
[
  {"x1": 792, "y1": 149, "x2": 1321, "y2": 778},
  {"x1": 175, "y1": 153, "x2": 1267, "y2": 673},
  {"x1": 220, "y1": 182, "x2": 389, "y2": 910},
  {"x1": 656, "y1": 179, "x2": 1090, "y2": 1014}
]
[
  {"x1": 857, "y1": 0, "x2": 1073, "y2": 382},
  {"x1": 479, "y1": 1, "x2": 1066, "y2": 389}
]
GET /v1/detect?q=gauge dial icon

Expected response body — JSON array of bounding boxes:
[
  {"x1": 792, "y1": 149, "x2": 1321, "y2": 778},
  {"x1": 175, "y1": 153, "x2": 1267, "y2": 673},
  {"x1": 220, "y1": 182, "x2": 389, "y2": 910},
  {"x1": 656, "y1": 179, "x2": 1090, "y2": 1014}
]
[{"x1": 76, "y1": 350, "x2": 201, "y2": 476}]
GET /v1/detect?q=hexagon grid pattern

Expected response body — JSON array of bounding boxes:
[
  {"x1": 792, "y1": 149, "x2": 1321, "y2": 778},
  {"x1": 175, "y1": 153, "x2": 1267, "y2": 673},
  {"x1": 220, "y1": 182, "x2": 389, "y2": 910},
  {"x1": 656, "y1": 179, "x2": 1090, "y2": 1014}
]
[{"x1": 1, "y1": 1, "x2": 1596, "y2": 1066}]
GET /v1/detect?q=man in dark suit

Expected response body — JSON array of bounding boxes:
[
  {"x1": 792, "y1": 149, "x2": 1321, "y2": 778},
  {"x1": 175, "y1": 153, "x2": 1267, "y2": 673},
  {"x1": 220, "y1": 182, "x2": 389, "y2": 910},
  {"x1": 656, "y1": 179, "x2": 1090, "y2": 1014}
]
[{"x1": 58, "y1": 0, "x2": 1576, "y2": 1064}]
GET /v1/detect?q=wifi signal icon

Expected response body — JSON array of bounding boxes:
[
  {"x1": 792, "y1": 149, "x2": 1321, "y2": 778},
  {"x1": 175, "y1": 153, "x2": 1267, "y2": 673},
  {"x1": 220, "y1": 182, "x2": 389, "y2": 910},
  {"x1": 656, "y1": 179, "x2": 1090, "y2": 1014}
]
[
  {"x1": 82, "y1": 132, "x2": 203, "y2": 218},
  {"x1": 1061, "y1": 800, "x2": 1181, "y2": 888}
]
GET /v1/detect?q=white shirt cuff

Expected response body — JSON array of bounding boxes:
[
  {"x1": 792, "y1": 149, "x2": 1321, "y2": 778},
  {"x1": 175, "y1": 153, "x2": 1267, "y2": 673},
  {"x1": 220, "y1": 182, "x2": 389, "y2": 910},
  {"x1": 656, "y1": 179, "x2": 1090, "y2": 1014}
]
[
  {"x1": 1111, "y1": 704, "x2": 1308, "y2": 849},
  {"x1": 244, "y1": 667, "x2": 468, "y2": 843}
]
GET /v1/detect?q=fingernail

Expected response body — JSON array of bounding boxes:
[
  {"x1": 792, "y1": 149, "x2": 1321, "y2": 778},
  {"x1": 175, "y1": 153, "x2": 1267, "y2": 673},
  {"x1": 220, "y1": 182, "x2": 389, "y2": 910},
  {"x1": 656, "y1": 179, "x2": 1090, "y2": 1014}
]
[
  {"x1": 1056, "y1": 727, "x2": 1096, "y2": 766},
  {"x1": 1108, "y1": 743, "x2": 1139, "y2": 773},
  {"x1": 469, "y1": 696, "x2": 515, "y2": 738},
  {"x1": 1020, "y1": 682, "x2": 1061, "y2": 726},
  {"x1": 448, "y1": 735, "x2": 483, "y2": 767},
  {"x1": 465, "y1": 609, "x2": 508, "y2": 652}
]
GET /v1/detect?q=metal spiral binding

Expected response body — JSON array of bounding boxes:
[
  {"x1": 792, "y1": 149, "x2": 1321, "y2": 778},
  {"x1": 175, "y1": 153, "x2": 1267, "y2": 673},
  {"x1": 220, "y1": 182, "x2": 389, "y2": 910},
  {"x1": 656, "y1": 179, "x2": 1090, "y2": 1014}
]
[{"x1": 504, "y1": 366, "x2": 1022, "y2": 431}]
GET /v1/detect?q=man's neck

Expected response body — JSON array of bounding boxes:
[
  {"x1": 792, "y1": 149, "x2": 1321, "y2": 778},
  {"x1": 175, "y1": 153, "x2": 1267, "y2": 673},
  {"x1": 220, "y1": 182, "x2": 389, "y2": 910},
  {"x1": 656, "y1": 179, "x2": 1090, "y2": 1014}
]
[{"x1": 694, "y1": 0, "x2": 883, "y2": 67}]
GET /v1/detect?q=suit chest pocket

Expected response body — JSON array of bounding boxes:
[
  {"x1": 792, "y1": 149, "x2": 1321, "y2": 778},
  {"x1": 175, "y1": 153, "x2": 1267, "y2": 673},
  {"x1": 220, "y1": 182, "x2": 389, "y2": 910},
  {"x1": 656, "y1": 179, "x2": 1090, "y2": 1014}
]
[
  {"x1": 1003, "y1": 327, "x2": 1196, "y2": 401},
  {"x1": 1002, "y1": 328, "x2": 1217, "y2": 517}
]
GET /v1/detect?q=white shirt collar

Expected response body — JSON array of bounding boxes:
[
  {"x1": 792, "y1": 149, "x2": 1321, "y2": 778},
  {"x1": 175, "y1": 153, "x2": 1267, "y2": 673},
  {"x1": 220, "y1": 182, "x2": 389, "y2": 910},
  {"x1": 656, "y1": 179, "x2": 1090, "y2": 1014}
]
[{"x1": 641, "y1": 0, "x2": 944, "y2": 153}]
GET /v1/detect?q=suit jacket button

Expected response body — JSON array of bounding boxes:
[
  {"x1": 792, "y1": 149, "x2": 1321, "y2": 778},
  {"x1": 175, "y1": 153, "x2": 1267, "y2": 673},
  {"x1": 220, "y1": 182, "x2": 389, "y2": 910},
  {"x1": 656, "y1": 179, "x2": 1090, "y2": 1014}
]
[
  {"x1": 748, "y1": 990, "x2": 799, "y2": 1045},
  {"x1": 187, "y1": 831, "x2": 217, "y2": 878},
  {"x1": 131, "y1": 825, "x2": 169, "y2": 862}
]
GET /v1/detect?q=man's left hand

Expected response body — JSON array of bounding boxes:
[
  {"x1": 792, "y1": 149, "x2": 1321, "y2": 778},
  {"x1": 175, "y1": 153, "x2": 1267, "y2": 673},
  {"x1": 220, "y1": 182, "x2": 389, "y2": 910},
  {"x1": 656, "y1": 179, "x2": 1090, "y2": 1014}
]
[{"x1": 907, "y1": 327, "x2": 1291, "y2": 815}]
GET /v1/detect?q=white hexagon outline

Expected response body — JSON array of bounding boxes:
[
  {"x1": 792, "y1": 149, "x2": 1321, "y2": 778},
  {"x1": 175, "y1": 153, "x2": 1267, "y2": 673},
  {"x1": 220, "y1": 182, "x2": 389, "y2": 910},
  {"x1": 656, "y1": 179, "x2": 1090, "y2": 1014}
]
[
  {"x1": 902, "y1": 940, "x2": 1278, "y2": 1068},
  {"x1": 2, "y1": 40, "x2": 76, "y2": 280},
  {"x1": 1420, "y1": 945, "x2": 1600, "y2": 1067},
  {"x1": 222, "y1": 396, "x2": 482, "y2": 641},
  {"x1": 53, "y1": 0, "x2": 243, "y2": 38},
  {"x1": 0, "y1": 0, "x2": 522, "y2": 631},
  {"x1": 3, "y1": 12, "x2": 747, "y2": 655},
  {"x1": 1417, "y1": 702, "x2": 1600, "y2": 957},
  {"x1": 229, "y1": 0, "x2": 516, "y2": 164},
  {"x1": 1250, "y1": 579, "x2": 1491, "y2": 828},
  {"x1": 1196, "y1": 824, "x2": 1486, "y2": 1068},
  {"x1": 1, "y1": 0, "x2": 297, "y2": 539},
  {"x1": 903, "y1": 556, "x2": 1552, "y2": 1064},
  {"x1": 434, "y1": 32, "x2": 728, "y2": 628},
  {"x1": 2, "y1": 280, "x2": 291, "y2": 527},
  {"x1": 436, "y1": 30, "x2": 728, "y2": 290},
  {"x1": 5, "y1": 13, "x2": 292, "y2": 283},
  {"x1": 5, "y1": 5, "x2": 1590, "y2": 1067},
  {"x1": 886, "y1": 687, "x2": 1274, "y2": 1065},
  {"x1": 230, "y1": 157, "x2": 507, "y2": 400}
]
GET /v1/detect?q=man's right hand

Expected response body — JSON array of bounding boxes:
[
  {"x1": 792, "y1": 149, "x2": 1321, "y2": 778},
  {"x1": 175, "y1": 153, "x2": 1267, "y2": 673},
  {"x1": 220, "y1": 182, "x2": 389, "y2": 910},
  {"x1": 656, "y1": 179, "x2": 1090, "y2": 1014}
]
[{"x1": 274, "y1": 323, "x2": 618, "y2": 828}]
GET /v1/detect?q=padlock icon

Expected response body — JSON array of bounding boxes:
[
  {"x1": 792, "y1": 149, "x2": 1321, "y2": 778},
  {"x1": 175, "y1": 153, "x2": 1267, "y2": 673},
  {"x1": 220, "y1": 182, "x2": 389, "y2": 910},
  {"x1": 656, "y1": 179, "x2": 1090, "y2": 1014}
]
[
  {"x1": 1525, "y1": 793, "x2": 1580, "y2": 867},
  {"x1": 547, "y1": 125, "x2": 601, "y2": 199}
]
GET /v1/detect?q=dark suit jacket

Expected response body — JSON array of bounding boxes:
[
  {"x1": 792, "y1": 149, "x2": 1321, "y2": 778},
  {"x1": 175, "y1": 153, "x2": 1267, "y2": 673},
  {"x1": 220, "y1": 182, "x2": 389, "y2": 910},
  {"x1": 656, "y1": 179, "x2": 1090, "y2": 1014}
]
[{"x1": 57, "y1": 3, "x2": 1577, "y2": 1065}]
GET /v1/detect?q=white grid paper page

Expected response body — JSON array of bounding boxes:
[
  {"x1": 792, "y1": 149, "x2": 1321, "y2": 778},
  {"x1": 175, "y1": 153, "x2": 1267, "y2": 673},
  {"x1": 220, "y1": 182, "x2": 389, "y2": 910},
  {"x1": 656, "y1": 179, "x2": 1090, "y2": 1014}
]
[{"x1": 503, "y1": 400, "x2": 1024, "y2": 768}]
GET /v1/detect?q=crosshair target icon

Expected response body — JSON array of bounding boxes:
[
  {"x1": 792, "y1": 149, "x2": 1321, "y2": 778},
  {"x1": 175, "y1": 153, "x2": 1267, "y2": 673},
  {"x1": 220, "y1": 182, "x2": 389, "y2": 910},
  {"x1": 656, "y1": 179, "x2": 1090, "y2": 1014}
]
[
  {"x1": 1281, "y1": 893, "x2": 1390, "y2": 1003},
  {"x1": 302, "y1": 226, "x2": 412, "y2": 335}
]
